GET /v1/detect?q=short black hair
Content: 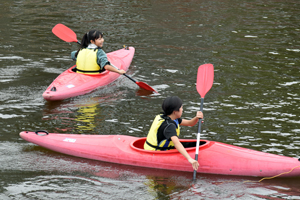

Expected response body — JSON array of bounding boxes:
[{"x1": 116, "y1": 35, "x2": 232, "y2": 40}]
[{"x1": 162, "y1": 96, "x2": 183, "y2": 115}]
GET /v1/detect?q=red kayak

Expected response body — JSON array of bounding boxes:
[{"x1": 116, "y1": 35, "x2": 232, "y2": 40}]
[
  {"x1": 43, "y1": 47, "x2": 135, "y2": 101},
  {"x1": 19, "y1": 131, "x2": 300, "y2": 177}
]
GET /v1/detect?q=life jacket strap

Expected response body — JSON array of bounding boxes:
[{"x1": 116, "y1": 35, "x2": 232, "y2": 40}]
[
  {"x1": 146, "y1": 140, "x2": 174, "y2": 151},
  {"x1": 72, "y1": 67, "x2": 102, "y2": 73}
]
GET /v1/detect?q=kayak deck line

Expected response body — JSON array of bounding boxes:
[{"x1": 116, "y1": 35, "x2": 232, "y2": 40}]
[
  {"x1": 19, "y1": 131, "x2": 300, "y2": 177},
  {"x1": 257, "y1": 165, "x2": 300, "y2": 182}
]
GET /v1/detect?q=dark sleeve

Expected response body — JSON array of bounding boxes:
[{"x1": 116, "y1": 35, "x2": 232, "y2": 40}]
[
  {"x1": 163, "y1": 123, "x2": 178, "y2": 140},
  {"x1": 178, "y1": 118, "x2": 182, "y2": 125}
]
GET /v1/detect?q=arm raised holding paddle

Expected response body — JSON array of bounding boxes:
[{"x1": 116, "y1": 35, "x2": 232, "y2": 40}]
[
  {"x1": 143, "y1": 96, "x2": 203, "y2": 171},
  {"x1": 180, "y1": 111, "x2": 203, "y2": 126}
]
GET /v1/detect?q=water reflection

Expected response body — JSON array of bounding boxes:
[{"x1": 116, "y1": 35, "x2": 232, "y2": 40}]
[
  {"x1": 144, "y1": 175, "x2": 190, "y2": 199},
  {"x1": 135, "y1": 88, "x2": 156, "y2": 97},
  {"x1": 74, "y1": 103, "x2": 99, "y2": 133},
  {"x1": 42, "y1": 93, "x2": 124, "y2": 134}
]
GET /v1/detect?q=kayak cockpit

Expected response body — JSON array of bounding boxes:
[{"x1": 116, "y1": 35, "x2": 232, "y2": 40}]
[
  {"x1": 67, "y1": 65, "x2": 109, "y2": 76},
  {"x1": 130, "y1": 137, "x2": 211, "y2": 153}
]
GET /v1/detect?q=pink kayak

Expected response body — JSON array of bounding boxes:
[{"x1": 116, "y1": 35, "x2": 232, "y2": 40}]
[
  {"x1": 19, "y1": 131, "x2": 300, "y2": 177},
  {"x1": 43, "y1": 47, "x2": 135, "y2": 101}
]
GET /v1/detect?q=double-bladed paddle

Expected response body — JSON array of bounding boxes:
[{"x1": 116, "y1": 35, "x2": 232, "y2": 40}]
[
  {"x1": 52, "y1": 23, "x2": 158, "y2": 93},
  {"x1": 193, "y1": 63, "x2": 214, "y2": 180}
]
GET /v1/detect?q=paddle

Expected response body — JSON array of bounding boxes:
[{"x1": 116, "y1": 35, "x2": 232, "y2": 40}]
[
  {"x1": 52, "y1": 23, "x2": 158, "y2": 93},
  {"x1": 52, "y1": 24, "x2": 80, "y2": 44},
  {"x1": 193, "y1": 63, "x2": 214, "y2": 180}
]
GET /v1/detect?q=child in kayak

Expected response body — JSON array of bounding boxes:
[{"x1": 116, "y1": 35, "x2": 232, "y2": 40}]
[
  {"x1": 144, "y1": 96, "x2": 203, "y2": 170},
  {"x1": 71, "y1": 30, "x2": 125, "y2": 75}
]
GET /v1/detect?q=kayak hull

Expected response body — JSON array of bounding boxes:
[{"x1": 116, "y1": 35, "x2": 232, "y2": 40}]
[
  {"x1": 43, "y1": 47, "x2": 135, "y2": 101},
  {"x1": 19, "y1": 131, "x2": 300, "y2": 177}
]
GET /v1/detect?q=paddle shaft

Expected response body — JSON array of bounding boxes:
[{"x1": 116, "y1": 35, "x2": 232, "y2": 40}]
[
  {"x1": 195, "y1": 98, "x2": 204, "y2": 156},
  {"x1": 111, "y1": 64, "x2": 137, "y2": 83},
  {"x1": 193, "y1": 98, "x2": 204, "y2": 180},
  {"x1": 123, "y1": 73, "x2": 138, "y2": 83}
]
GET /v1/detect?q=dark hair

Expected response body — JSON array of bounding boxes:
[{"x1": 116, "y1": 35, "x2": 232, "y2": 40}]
[
  {"x1": 75, "y1": 30, "x2": 103, "y2": 56},
  {"x1": 162, "y1": 96, "x2": 183, "y2": 116}
]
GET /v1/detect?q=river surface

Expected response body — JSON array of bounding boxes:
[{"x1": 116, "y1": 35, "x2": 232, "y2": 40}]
[{"x1": 1, "y1": 0, "x2": 300, "y2": 199}]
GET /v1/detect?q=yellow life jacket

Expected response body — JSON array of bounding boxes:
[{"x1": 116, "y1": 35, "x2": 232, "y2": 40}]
[
  {"x1": 76, "y1": 48, "x2": 101, "y2": 74},
  {"x1": 144, "y1": 115, "x2": 180, "y2": 151}
]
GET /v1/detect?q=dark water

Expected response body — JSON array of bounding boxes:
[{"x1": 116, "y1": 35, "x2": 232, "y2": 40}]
[{"x1": 1, "y1": 0, "x2": 300, "y2": 199}]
